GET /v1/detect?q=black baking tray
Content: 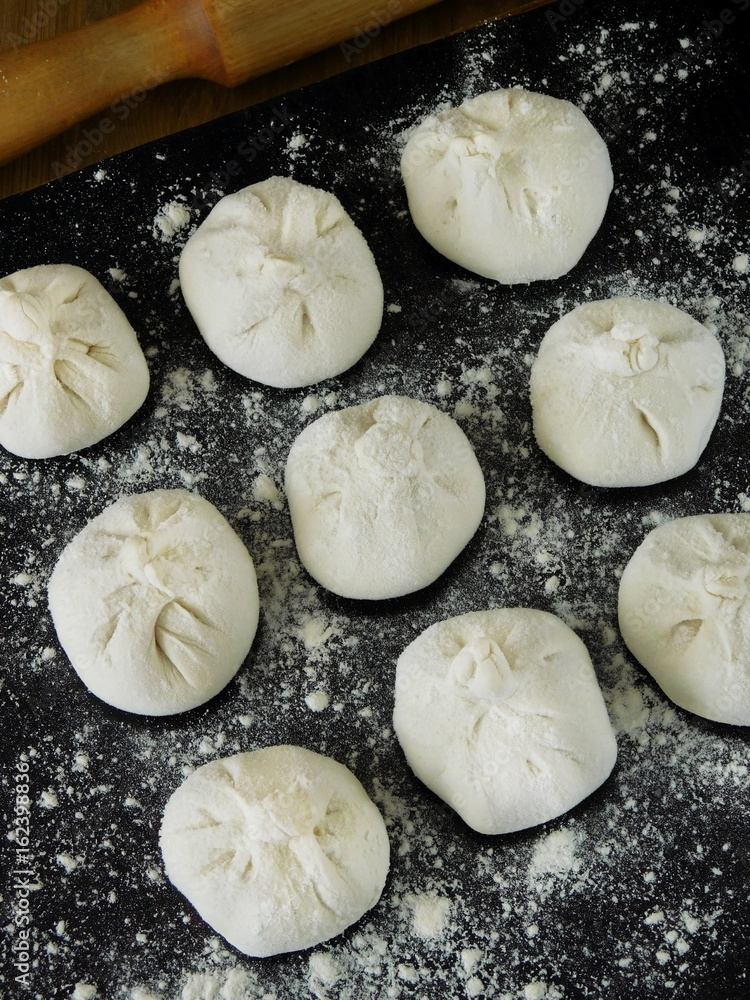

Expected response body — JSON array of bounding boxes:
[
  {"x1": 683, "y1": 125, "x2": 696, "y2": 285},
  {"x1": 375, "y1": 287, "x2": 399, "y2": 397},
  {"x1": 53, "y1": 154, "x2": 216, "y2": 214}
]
[{"x1": 1, "y1": 1, "x2": 749, "y2": 997}]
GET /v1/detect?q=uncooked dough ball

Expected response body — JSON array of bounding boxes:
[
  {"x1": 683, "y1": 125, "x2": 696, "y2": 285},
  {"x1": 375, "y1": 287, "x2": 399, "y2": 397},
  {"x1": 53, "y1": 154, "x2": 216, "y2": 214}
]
[
  {"x1": 0, "y1": 264, "x2": 149, "y2": 459},
  {"x1": 393, "y1": 609, "x2": 617, "y2": 834},
  {"x1": 160, "y1": 746, "x2": 390, "y2": 956},
  {"x1": 179, "y1": 176, "x2": 384, "y2": 388},
  {"x1": 48, "y1": 489, "x2": 259, "y2": 716},
  {"x1": 619, "y1": 514, "x2": 750, "y2": 725},
  {"x1": 530, "y1": 298, "x2": 725, "y2": 487},
  {"x1": 285, "y1": 395, "x2": 485, "y2": 600},
  {"x1": 400, "y1": 88, "x2": 613, "y2": 283}
]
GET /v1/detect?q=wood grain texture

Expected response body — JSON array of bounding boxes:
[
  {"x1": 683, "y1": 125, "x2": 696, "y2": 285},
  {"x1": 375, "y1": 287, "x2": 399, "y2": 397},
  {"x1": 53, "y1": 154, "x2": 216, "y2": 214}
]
[
  {"x1": 0, "y1": 1, "x2": 227, "y2": 166},
  {"x1": 0, "y1": 0, "x2": 551, "y2": 200}
]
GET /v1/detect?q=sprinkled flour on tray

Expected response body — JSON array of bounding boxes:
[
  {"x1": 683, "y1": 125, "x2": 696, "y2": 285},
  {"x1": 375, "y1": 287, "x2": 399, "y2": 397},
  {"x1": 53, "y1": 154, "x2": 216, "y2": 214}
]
[{"x1": 1, "y1": 2, "x2": 749, "y2": 999}]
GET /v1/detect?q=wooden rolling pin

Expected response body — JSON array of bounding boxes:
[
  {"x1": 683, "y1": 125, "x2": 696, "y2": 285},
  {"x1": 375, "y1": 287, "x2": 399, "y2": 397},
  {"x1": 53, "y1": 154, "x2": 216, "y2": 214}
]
[{"x1": 0, "y1": 0, "x2": 452, "y2": 165}]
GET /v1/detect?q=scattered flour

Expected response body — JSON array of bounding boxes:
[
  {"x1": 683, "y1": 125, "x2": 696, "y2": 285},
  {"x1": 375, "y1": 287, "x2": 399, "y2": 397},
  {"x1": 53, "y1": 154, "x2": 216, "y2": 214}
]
[
  {"x1": 406, "y1": 892, "x2": 453, "y2": 939},
  {"x1": 1, "y1": 5, "x2": 748, "y2": 1000},
  {"x1": 153, "y1": 200, "x2": 191, "y2": 242}
]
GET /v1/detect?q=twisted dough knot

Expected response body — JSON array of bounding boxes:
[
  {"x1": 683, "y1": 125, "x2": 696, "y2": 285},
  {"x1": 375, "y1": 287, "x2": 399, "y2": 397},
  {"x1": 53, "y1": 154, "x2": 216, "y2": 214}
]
[
  {"x1": 703, "y1": 560, "x2": 749, "y2": 602},
  {"x1": 120, "y1": 534, "x2": 175, "y2": 598},
  {"x1": 260, "y1": 254, "x2": 322, "y2": 297},
  {"x1": 448, "y1": 637, "x2": 518, "y2": 702},
  {"x1": 609, "y1": 320, "x2": 660, "y2": 375}
]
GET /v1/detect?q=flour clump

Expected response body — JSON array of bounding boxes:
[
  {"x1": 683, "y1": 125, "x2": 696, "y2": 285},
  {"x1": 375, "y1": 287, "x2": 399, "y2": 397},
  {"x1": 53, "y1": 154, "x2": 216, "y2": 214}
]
[
  {"x1": 285, "y1": 395, "x2": 485, "y2": 600},
  {"x1": 179, "y1": 176, "x2": 383, "y2": 388},
  {"x1": 619, "y1": 513, "x2": 750, "y2": 725},
  {"x1": 159, "y1": 746, "x2": 390, "y2": 956},
  {"x1": 393, "y1": 609, "x2": 617, "y2": 834},
  {"x1": 48, "y1": 489, "x2": 259, "y2": 715},
  {"x1": 530, "y1": 297, "x2": 725, "y2": 487},
  {"x1": 0, "y1": 264, "x2": 149, "y2": 459},
  {"x1": 400, "y1": 88, "x2": 613, "y2": 284}
]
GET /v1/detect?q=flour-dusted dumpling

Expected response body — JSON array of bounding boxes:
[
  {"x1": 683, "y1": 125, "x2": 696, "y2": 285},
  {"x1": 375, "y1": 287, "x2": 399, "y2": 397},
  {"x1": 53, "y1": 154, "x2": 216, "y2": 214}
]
[
  {"x1": 400, "y1": 88, "x2": 613, "y2": 284},
  {"x1": 160, "y1": 746, "x2": 390, "y2": 956},
  {"x1": 393, "y1": 609, "x2": 617, "y2": 834},
  {"x1": 619, "y1": 514, "x2": 750, "y2": 725},
  {"x1": 48, "y1": 489, "x2": 259, "y2": 716},
  {"x1": 179, "y1": 177, "x2": 384, "y2": 388},
  {"x1": 285, "y1": 395, "x2": 485, "y2": 600},
  {"x1": 0, "y1": 264, "x2": 149, "y2": 459},
  {"x1": 530, "y1": 298, "x2": 725, "y2": 487}
]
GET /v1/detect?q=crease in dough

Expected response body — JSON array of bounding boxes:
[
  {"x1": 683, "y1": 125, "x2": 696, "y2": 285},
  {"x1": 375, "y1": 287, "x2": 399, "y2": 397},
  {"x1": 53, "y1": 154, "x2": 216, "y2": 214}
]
[
  {"x1": 285, "y1": 394, "x2": 485, "y2": 600},
  {"x1": 401, "y1": 88, "x2": 613, "y2": 284},
  {"x1": 159, "y1": 746, "x2": 390, "y2": 956},
  {"x1": 393, "y1": 608, "x2": 617, "y2": 834},
  {"x1": 530, "y1": 297, "x2": 725, "y2": 487},
  {"x1": 179, "y1": 177, "x2": 383, "y2": 388},
  {"x1": 618, "y1": 513, "x2": 750, "y2": 725},
  {"x1": 48, "y1": 489, "x2": 259, "y2": 716},
  {"x1": 0, "y1": 264, "x2": 149, "y2": 458}
]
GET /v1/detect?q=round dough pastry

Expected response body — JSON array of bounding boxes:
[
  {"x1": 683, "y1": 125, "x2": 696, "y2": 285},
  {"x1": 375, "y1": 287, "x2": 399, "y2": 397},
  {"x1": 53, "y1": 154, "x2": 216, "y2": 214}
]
[
  {"x1": 400, "y1": 88, "x2": 613, "y2": 284},
  {"x1": 530, "y1": 298, "x2": 725, "y2": 487},
  {"x1": 159, "y1": 746, "x2": 390, "y2": 956},
  {"x1": 179, "y1": 176, "x2": 384, "y2": 388},
  {"x1": 393, "y1": 609, "x2": 617, "y2": 834},
  {"x1": 285, "y1": 395, "x2": 485, "y2": 600},
  {"x1": 0, "y1": 264, "x2": 149, "y2": 459},
  {"x1": 48, "y1": 489, "x2": 259, "y2": 716},
  {"x1": 619, "y1": 513, "x2": 750, "y2": 725}
]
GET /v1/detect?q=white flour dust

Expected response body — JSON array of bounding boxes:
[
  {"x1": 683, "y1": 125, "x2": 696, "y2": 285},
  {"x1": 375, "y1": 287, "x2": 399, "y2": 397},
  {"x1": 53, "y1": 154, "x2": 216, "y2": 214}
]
[{"x1": 1, "y1": 8, "x2": 749, "y2": 1000}]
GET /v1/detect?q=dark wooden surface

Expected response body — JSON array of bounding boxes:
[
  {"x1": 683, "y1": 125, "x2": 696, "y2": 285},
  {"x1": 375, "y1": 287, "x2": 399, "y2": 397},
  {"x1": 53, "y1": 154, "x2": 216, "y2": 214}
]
[{"x1": 0, "y1": 0, "x2": 550, "y2": 199}]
